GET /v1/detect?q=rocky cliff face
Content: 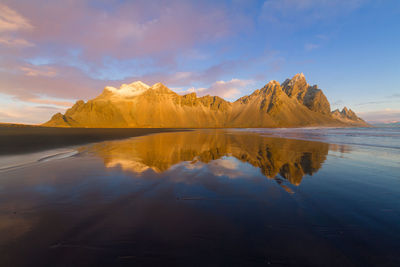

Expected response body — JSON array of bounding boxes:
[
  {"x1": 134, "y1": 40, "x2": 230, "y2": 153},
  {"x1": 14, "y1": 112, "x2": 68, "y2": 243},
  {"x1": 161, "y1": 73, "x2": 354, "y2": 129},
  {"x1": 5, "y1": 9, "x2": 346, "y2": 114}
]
[
  {"x1": 282, "y1": 73, "x2": 331, "y2": 115},
  {"x1": 43, "y1": 74, "x2": 369, "y2": 128}
]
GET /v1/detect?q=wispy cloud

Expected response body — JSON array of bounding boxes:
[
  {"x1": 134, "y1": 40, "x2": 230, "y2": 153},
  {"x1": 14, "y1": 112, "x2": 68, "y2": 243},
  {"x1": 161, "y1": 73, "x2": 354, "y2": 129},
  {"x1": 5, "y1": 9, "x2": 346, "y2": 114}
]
[
  {"x1": 0, "y1": 4, "x2": 33, "y2": 48},
  {"x1": 21, "y1": 98, "x2": 73, "y2": 107},
  {"x1": 0, "y1": 60, "x2": 105, "y2": 102},
  {"x1": 34, "y1": 105, "x2": 64, "y2": 110},
  {"x1": 0, "y1": 36, "x2": 33, "y2": 47},
  {"x1": 20, "y1": 65, "x2": 57, "y2": 77},
  {"x1": 356, "y1": 100, "x2": 393, "y2": 106},
  {"x1": 304, "y1": 43, "x2": 320, "y2": 51},
  {"x1": 0, "y1": 4, "x2": 32, "y2": 32}
]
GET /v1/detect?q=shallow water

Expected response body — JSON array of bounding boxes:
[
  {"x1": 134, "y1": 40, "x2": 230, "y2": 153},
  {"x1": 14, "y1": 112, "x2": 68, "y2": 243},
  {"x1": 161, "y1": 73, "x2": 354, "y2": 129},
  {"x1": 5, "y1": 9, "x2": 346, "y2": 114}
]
[
  {"x1": 0, "y1": 129, "x2": 399, "y2": 266},
  {"x1": 241, "y1": 127, "x2": 400, "y2": 149}
]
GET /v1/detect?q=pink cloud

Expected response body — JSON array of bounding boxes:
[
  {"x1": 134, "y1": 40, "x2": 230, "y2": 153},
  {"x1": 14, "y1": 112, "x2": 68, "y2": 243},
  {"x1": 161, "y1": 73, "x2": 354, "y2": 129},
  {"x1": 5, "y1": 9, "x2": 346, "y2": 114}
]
[
  {"x1": 0, "y1": 4, "x2": 33, "y2": 48},
  {"x1": 20, "y1": 65, "x2": 57, "y2": 77},
  {"x1": 0, "y1": 36, "x2": 33, "y2": 47},
  {"x1": 22, "y1": 98, "x2": 74, "y2": 107},
  {"x1": 0, "y1": 104, "x2": 66, "y2": 124},
  {"x1": 3, "y1": 0, "x2": 236, "y2": 60},
  {"x1": 0, "y1": 61, "x2": 107, "y2": 101},
  {"x1": 0, "y1": 3, "x2": 32, "y2": 32}
]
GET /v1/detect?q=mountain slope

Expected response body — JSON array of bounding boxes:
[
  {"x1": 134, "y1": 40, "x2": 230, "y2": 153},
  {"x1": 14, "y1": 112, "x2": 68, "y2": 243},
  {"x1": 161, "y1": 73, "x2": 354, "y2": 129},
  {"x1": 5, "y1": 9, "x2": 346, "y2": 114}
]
[{"x1": 43, "y1": 74, "x2": 369, "y2": 128}]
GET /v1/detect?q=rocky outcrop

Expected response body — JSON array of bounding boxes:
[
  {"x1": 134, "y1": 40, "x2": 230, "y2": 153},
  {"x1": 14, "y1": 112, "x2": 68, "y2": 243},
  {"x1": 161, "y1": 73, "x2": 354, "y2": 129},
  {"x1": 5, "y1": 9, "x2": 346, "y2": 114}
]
[
  {"x1": 331, "y1": 107, "x2": 366, "y2": 126},
  {"x1": 230, "y1": 79, "x2": 331, "y2": 127},
  {"x1": 43, "y1": 73, "x2": 369, "y2": 128},
  {"x1": 282, "y1": 73, "x2": 331, "y2": 115}
]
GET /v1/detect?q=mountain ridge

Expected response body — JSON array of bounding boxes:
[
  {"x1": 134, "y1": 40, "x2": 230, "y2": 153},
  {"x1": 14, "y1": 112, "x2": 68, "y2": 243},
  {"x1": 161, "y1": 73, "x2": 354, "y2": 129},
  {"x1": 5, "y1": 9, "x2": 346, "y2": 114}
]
[{"x1": 43, "y1": 73, "x2": 369, "y2": 128}]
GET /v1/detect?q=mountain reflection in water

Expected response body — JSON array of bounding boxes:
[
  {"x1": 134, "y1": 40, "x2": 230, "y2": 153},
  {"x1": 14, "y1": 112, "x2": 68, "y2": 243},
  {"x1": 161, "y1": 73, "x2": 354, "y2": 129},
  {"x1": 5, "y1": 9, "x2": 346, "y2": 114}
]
[
  {"x1": 1, "y1": 129, "x2": 399, "y2": 266},
  {"x1": 81, "y1": 130, "x2": 332, "y2": 186}
]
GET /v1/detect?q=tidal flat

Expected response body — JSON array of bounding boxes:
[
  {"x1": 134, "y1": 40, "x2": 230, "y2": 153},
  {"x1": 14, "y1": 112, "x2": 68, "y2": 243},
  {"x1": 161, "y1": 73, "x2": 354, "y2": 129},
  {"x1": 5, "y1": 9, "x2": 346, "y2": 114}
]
[{"x1": 0, "y1": 128, "x2": 399, "y2": 266}]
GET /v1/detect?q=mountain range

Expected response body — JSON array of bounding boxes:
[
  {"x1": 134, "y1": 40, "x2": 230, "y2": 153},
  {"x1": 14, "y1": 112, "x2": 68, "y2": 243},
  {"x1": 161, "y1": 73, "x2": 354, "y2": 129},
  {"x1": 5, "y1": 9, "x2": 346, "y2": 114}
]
[{"x1": 43, "y1": 73, "x2": 368, "y2": 128}]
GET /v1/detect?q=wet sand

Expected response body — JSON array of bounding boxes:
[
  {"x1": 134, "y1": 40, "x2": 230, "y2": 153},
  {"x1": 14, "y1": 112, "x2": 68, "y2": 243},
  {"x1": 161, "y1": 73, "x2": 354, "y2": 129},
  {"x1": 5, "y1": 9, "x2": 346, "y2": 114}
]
[
  {"x1": 0, "y1": 129, "x2": 399, "y2": 266},
  {"x1": 0, "y1": 126, "x2": 185, "y2": 155}
]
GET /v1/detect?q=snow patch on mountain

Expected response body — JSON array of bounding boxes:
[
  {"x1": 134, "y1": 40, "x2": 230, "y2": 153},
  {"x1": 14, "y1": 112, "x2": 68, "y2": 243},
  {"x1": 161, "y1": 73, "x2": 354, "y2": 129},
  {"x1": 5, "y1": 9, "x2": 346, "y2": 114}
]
[{"x1": 105, "y1": 81, "x2": 150, "y2": 97}]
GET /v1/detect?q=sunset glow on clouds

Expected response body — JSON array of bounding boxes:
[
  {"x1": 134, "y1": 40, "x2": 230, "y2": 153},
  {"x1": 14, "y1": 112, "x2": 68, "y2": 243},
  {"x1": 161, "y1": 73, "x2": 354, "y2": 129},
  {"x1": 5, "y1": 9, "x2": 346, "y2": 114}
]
[{"x1": 0, "y1": 0, "x2": 399, "y2": 124}]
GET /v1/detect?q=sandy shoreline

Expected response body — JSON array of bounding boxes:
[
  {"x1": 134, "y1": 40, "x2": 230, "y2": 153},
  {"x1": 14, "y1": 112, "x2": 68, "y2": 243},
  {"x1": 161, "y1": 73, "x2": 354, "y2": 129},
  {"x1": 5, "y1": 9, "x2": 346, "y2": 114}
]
[{"x1": 0, "y1": 126, "x2": 186, "y2": 155}]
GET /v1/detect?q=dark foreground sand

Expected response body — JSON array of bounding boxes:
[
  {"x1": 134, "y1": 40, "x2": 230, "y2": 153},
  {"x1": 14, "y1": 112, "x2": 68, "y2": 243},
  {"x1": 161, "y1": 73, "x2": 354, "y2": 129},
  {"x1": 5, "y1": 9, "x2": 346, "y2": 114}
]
[{"x1": 0, "y1": 125, "x2": 184, "y2": 155}]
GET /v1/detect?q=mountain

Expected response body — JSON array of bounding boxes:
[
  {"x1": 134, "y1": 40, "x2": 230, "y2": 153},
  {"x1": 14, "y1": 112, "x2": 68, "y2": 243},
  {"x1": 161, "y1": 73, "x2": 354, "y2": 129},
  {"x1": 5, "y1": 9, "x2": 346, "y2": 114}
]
[
  {"x1": 331, "y1": 107, "x2": 367, "y2": 125},
  {"x1": 282, "y1": 73, "x2": 331, "y2": 115},
  {"x1": 43, "y1": 73, "x2": 369, "y2": 128}
]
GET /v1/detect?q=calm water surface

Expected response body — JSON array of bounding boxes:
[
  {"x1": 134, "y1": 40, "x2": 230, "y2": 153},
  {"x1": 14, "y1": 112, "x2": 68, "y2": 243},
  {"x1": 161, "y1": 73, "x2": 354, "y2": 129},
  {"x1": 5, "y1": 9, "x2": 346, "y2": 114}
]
[{"x1": 0, "y1": 129, "x2": 399, "y2": 266}]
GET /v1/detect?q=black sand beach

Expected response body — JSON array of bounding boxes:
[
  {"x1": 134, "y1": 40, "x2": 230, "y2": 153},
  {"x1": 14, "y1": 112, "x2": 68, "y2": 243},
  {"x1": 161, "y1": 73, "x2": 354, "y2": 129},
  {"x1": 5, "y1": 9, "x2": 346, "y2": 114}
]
[
  {"x1": 0, "y1": 125, "x2": 183, "y2": 155},
  {"x1": 0, "y1": 129, "x2": 399, "y2": 266}
]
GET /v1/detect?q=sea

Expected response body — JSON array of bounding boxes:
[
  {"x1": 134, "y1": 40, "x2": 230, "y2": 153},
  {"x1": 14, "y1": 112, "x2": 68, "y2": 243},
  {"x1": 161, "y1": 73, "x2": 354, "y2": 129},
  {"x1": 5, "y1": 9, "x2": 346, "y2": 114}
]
[{"x1": 0, "y1": 127, "x2": 399, "y2": 266}]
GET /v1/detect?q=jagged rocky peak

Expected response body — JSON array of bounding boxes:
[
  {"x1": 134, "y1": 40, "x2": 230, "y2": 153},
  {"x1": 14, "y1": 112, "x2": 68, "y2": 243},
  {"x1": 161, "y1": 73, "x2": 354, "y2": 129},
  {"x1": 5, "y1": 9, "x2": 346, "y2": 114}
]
[
  {"x1": 281, "y1": 73, "x2": 330, "y2": 115},
  {"x1": 266, "y1": 80, "x2": 281, "y2": 86},
  {"x1": 341, "y1": 107, "x2": 358, "y2": 120},
  {"x1": 282, "y1": 73, "x2": 308, "y2": 97},
  {"x1": 341, "y1": 107, "x2": 351, "y2": 115},
  {"x1": 183, "y1": 92, "x2": 197, "y2": 99},
  {"x1": 264, "y1": 80, "x2": 281, "y2": 88},
  {"x1": 148, "y1": 82, "x2": 176, "y2": 94},
  {"x1": 331, "y1": 106, "x2": 365, "y2": 123},
  {"x1": 260, "y1": 80, "x2": 282, "y2": 95},
  {"x1": 292, "y1": 72, "x2": 306, "y2": 83},
  {"x1": 236, "y1": 80, "x2": 282, "y2": 105}
]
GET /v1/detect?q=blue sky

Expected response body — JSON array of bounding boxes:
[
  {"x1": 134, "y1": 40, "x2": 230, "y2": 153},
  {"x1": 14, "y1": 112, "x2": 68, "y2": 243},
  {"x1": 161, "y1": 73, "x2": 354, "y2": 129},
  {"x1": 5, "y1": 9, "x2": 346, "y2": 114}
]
[{"x1": 0, "y1": 0, "x2": 399, "y2": 123}]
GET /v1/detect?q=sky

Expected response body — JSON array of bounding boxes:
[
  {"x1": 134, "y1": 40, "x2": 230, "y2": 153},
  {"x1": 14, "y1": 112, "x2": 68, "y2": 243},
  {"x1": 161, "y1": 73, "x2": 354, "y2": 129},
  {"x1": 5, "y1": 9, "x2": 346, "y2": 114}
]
[{"x1": 0, "y1": 0, "x2": 399, "y2": 124}]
